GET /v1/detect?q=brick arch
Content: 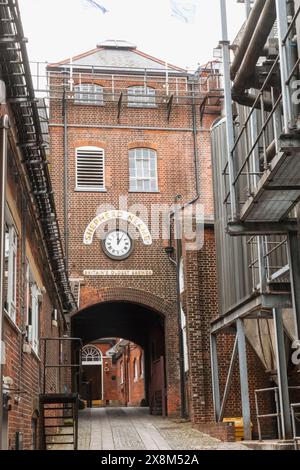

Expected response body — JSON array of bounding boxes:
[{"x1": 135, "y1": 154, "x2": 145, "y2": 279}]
[
  {"x1": 73, "y1": 286, "x2": 175, "y2": 318},
  {"x1": 73, "y1": 141, "x2": 107, "y2": 149},
  {"x1": 128, "y1": 141, "x2": 158, "y2": 151}
]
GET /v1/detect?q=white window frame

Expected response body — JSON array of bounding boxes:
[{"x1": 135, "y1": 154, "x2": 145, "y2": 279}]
[
  {"x1": 140, "y1": 353, "x2": 144, "y2": 378},
  {"x1": 129, "y1": 148, "x2": 158, "y2": 192},
  {"x1": 75, "y1": 146, "x2": 106, "y2": 192},
  {"x1": 74, "y1": 83, "x2": 104, "y2": 105},
  {"x1": 120, "y1": 361, "x2": 124, "y2": 384},
  {"x1": 5, "y1": 225, "x2": 17, "y2": 323},
  {"x1": 133, "y1": 358, "x2": 138, "y2": 382},
  {"x1": 30, "y1": 283, "x2": 40, "y2": 355},
  {"x1": 127, "y1": 86, "x2": 156, "y2": 108},
  {"x1": 25, "y1": 263, "x2": 40, "y2": 355},
  {"x1": 82, "y1": 345, "x2": 102, "y2": 365}
]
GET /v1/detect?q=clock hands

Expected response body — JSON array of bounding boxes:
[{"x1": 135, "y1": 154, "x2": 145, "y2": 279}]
[{"x1": 117, "y1": 232, "x2": 125, "y2": 246}]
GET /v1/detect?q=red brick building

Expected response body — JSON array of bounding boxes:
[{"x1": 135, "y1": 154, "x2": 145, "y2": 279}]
[
  {"x1": 47, "y1": 40, "x2": 222, "y2": 424},
  {"x1": 80, "y1": 339, "x2": 145, "y2": 408},
  {"x1": 0, "y1": 1, "x2": 75, "y2": 450}
]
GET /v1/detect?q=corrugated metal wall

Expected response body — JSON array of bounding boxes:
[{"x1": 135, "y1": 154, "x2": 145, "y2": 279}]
[{"x1": 211, "y1": 118, "x2": 253, "y2": 316}]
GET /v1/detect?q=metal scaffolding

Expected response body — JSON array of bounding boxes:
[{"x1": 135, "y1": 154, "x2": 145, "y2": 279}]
[
  {"x1": 211, "y1": 0, "x2": 300, "y2": 442},
  {"x1": 0, "y1": 0, "x2": 76, "y2": 311}
]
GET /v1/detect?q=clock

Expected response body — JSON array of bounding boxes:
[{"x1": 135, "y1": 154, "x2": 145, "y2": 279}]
[{"x1": 102, "y1": 230, "x2": 133, "y2": 260}]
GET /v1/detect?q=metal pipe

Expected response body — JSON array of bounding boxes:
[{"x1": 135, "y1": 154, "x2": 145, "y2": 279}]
[
  {"x1": 231, "y1": 0, "x2": 267, "y2": 80},
  {"x1": 273, "y1": 308, "x2": 292, "y2": 439},
  {"x1": 236, "y1": 318, "x2": 252, "y2": 440},
  {"x1": 232, "y1": 0, "x2": 276, "y2": 96},
  {"x1": 232, "y1": 91, "x2": 274, "y2": 112},
  {"x1": 210, "y1": 334, "x2": 221, "y2": 421},
  {"x1": 174, "y1": 209, "x2": 188, "y2": 419},
  {"x1": 192, "y1": 90, "x2": 200, "y2": 196},
  {"x1": 244, "y1": 0, "x2": 252, "y2": 19},
  {"x1": 0, "y1": 114, "x2": 9, "y2": 450},
  {"x1": 220, "y1": 0, "x2": 237, "y2": 220},
  {"x1": 63, "y1": 89, "x2": 69, "y2": 270},
  {"x1": 275, "y1": 0, "x2": 294, "y2": 131}
]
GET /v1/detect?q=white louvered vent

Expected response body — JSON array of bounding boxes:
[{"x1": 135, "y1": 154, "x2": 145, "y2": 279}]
[{"x1": 76, "y1": 147, "x2": 105, "y2": 191}]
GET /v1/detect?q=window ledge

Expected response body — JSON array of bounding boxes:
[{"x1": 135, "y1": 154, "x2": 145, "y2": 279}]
[
  {"x1": 74, "y1": 103, "x2": 105, "y2": 107},
  {"x1": 75, "y1": 188, "x2": 107, "y2": 193},
  {"x1": 127, "y1": 106, "x2": 158, "y2": 109},
  {"x1": 129, "y1": 190, "x2": 160, "y2": 194},
  {"x1": 3, "y1": 310, "x2": 20, "y2": 334},
  {"x1": 31, "y1": 348, "x2": 41, "y2": 363}
]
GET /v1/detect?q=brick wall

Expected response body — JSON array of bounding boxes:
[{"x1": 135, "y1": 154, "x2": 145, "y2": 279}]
[
  {"x1": 1, "y1": 106, "x2": 66, "y2": 450},
  {"x1": 49, "y1": 68, "x2": 217, "y2": 419}
]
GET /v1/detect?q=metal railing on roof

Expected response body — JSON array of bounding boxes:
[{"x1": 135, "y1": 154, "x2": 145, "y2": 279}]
[{"x1": 28, "y1": 60, "x2": 222, "y2": 109}]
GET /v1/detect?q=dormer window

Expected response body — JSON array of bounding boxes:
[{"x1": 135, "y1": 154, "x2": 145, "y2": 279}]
[
  {"x1": 127, "y1": 86, "x2": 156, "y2": 108},
  {"x1": 74, "y1": 83, "x2": 104, "y2": 105}
]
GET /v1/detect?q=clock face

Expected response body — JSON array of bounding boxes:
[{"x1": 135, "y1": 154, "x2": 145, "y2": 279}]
[{"x1": 102, "y1": 230, "x2": 133, "y2": 260}]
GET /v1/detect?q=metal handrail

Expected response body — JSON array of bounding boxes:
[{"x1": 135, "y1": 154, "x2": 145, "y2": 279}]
[
  {"x1": 255, "y1": 387, "x2": 300, "y2": 441},
  {"x1": 40, "y1": 337, "x2": 83, "y2": 395},
  {"x1": 255, "y1": 387, "x2": 282, "y2": 441},
  {"x1": 291, "y1": 403, "x2": 300, "y2": 450}
]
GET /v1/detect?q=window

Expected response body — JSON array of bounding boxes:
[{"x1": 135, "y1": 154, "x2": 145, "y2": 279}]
[
  {"x1": 25, "y1": 264, "x2": 40, "y2": 354},
  {"x1": 120, "y1": 361, "x2": 124, "y2": 384},
  {"x1": 139, "y1": 353, "x2": 144, "y2": 378},
  {"x1": 133, "y1": 358, "x2": 138, "y2": 382},
  {"x1": 82, "y1": 345, "x2": 102, "y2": 365},
  {"x1": 74, "y1": 83, "x2": 104, "y2": 105},
  {"x1": 129, "y1": 148, "x2": 158, "y2": 192},
  {"x1": 127, "y1": 86, "x2": 156, "y2": 107},
  {"x1": 76, "y1": 146, "x2": 105, "y2": 191},
  {"x1": 4, "y1": 225, "x2": 18, "y2": 322}
]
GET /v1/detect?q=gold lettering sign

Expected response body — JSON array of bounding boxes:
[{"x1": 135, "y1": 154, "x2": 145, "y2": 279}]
[{"x1": 83, "y1": 211, "x2": 152, "y2": 246}]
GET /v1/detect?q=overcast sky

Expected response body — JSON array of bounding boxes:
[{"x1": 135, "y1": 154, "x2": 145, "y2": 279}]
[{"x1": 18, "y1": 0, "x2": 245, "y2": 70}]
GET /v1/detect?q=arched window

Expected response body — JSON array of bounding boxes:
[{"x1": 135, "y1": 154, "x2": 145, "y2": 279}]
[
  {"x1": 74, "y1": 83, "x2": 104, "y2": 105},
  {"x1": 129, "y1": 148, "x2": 158, "y2": 192},
  {"x1": 82, "y1": 345, "x2": 102, "y2": 365},
  {"x1": 127, "y1": 86, "x2": 156, "y2": 107},
  {"x1": 76, "y1": 146, "x2": 105, "y2": 191}
]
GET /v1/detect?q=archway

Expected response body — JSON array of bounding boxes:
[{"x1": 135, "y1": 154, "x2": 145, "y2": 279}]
[{"x1": 71, "y1": 299, "x2": 169, "y2": 415}]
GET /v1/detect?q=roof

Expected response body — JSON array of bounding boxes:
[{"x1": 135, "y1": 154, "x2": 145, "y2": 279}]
[{"x1": 48, "y1": 40, "x2": 186, "y2": 74}]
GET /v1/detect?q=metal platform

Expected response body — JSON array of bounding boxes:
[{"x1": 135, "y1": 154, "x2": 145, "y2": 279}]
[
  {"x1": 240, "y1": 135, "x2": 300, "y2": 222},
  {"x1": 40, "y1": 393, "x2": 79, "y2": 404}
]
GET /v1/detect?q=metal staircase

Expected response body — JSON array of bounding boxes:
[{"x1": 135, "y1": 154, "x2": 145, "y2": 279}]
[
  {"x1": 39, "y1": 337, "x2": 83, "y2": 450},
  {"x1": 40, "y1": 393, "x2": 79, "y2": 450}
]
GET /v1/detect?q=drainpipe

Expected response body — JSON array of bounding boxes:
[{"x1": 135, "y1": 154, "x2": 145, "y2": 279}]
[
  {"x1": 166, "y1": 81, "x2": 201, "y2": 418},
  {"x1": 0, "y1": 114, "x2": 9, "y2": 450},
  {"x1": 62, "y1": 89, "x2": 69, "y2": 270},
  {"x1": 175, "y1": 211, "x2": 187, "y2": 419}
]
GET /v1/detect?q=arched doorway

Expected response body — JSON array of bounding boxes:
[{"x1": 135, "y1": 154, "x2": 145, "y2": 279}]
[
  {"x1": 71, "y1": 299, "x2": 168, "y2": 415},
  {"x1": 81, "y1": 345, "x2": 103, "y2": 406}
]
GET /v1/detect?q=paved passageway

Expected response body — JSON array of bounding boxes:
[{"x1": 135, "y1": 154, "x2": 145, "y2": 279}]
[{"x1": 65, "y1": 408, "x2": 250, "y2": 450}]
